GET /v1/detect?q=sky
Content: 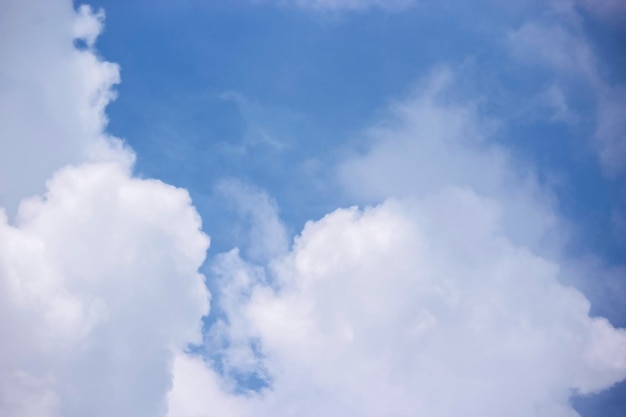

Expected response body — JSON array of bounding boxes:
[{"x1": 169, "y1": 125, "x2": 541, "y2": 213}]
[{"x1": 1, "y1": 0, "x2": 626, "y2": 416}]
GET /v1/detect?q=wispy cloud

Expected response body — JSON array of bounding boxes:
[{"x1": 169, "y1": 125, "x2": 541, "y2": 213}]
[
  {"x1": 508, "y1": 12, "x2": 626, "y2": 176},
  {"x1": 219, "y1": 92, "x2": 293, "y2": 152},
  {"x1": 340, "y1": 68, "x2": 562, "y2": 252}
]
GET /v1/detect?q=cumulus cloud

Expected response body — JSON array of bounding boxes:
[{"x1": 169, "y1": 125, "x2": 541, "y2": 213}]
[
  {"x1": 0, "y1": 161, "x2": 210, "y2": 417},
  {"x1": 173, "y1": 193, "x2": 626, "y2": 417},
  {"x1": 167, "y1": 353, "x2": 250, "y2": 417},
  {"x1": 167, "y1": 70, "x2": 626, "y2": 417},
  {"x1": 0, "y1": 1, "x2": 211, "y2": 416},
  {"x1": 0, "y1": 0, "x2": 128, "y2": 214}
]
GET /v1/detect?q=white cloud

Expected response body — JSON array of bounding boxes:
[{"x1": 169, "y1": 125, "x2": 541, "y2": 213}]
[
  {"x1": 173, "y1": 191, "x2": 626, "y2": 417},
  {"x1": 0, "y1": 1, "x2": 211, "y2": 416},
  {"x1": 0, "y1": 161, "x2": 211, "y2": 417},
  {"x1": 167, "y1": 353, "x2": 250, "y2": 417},
  {"x1": 0, "y1": 0, "x2": 126, "y2": 215}
]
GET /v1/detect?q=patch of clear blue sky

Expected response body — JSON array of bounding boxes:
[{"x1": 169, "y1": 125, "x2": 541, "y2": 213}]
[{"x1": 90, "y1": 0, "x2": 625, "y2": 413}]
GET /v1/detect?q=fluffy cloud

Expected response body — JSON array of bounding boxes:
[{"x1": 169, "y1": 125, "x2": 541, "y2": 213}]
[
  {"x1": 0, "y1": 0, "x2": 128, "y2": 214},
  {"x1": 167, "y1": 71, "x2": 626, "y2": 417},
  {"x1": 0, "y1": 1, "x2": 211, "y2": 416},
  {"x1": 0, "y1": 161, "x2": 210, "y2": 417},
  {"x1": 173, "y1": 191, "x2": 626, "y2": 417}
]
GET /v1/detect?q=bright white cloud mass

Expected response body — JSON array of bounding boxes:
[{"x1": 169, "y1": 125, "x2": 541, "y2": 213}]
[
  {"x1": 0, "y1": 2, "x2": 209, "y2": 416},
  {"x1": 0, "y1": 1, "x2": 625, "y2": 417}
]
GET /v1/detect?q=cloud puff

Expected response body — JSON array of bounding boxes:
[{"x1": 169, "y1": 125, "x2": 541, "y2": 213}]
[
  {"x1": 168, "y1": 353, "x2": 250, "y2": 417},
  {"x1": 0, "y1": 2, "x2": 211, "y2": 416},
  {"x1": 173, "y1": 191, "x2": 626, "y2": 417},
  {"x1": 0, "y1": 0, "x2": 125, "y2": 214},
  {"x1": 0, "y1": 161, "x2": 210, "y2": 417}
]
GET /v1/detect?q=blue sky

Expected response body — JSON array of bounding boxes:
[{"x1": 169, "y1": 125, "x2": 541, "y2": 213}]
[
  {"x1": 94, "y1": 0, "x2": 626, "y2": 257},
  {"x1": 1, "y1": 1, "x2": 626, "y2": 416}
]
